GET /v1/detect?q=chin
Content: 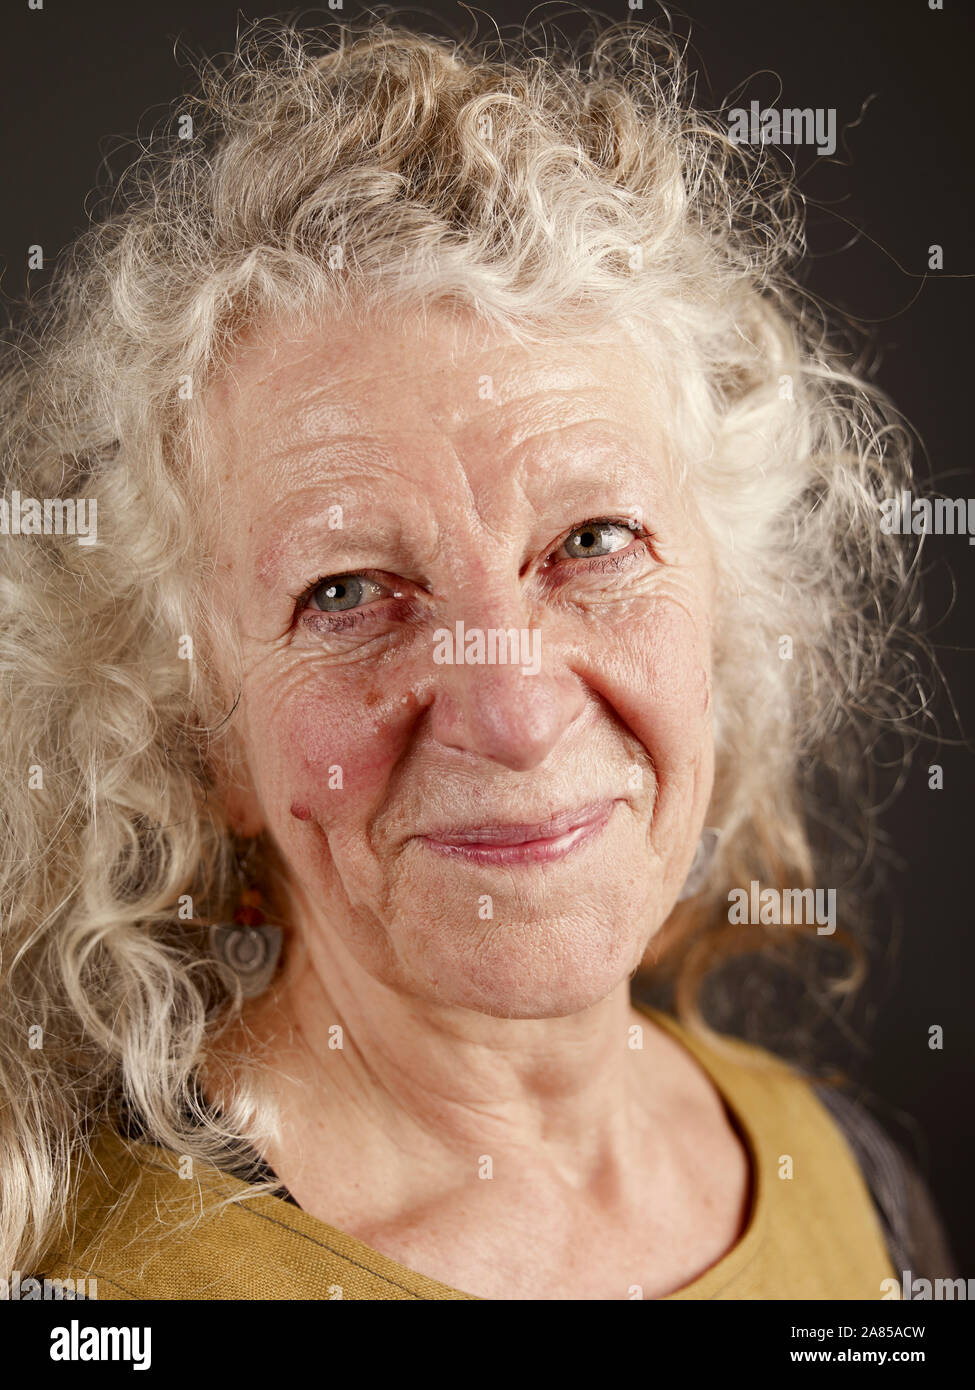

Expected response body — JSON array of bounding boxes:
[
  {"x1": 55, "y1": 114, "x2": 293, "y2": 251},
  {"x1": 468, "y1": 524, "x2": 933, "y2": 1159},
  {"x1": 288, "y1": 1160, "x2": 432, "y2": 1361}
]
[{"x1": 397, "y1": 910, "x2": 652, "y2": 1018}]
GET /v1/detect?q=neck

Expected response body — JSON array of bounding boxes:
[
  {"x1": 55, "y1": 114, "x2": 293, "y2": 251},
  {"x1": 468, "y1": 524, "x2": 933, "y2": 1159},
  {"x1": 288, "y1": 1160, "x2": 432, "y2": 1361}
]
[{"x1": 208, "y1": 921, "x2": 683, "y2": 1224}]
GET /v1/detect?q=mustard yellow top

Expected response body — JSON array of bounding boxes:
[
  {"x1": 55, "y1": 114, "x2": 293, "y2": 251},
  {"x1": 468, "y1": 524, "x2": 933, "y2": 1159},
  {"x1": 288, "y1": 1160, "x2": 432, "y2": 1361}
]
[{"x1": 42, "y1": 1004, "x2": 896, "y2": 1300}]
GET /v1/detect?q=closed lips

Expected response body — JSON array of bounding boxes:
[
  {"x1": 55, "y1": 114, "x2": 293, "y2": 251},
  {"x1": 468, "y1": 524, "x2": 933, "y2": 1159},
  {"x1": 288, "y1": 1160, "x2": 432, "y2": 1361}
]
[{"x1": 419, "y1": 800, "x2": 620, "y2": 847}]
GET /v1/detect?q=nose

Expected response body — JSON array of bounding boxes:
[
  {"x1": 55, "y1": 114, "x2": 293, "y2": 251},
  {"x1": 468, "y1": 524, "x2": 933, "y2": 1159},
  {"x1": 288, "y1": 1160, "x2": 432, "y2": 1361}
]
[{"x1": 424, "y1": 620, "x2": 586, "y2": 772}]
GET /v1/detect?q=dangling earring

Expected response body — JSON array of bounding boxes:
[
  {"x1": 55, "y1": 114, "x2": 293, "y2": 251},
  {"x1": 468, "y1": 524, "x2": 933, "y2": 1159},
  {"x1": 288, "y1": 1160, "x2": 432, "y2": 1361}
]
[
  {"x1": 209, "y1": 839, "x2": 283, "y2": 1000},
  {"x1": 677, "y1": 827, "x2": 721, "y2": 902}
]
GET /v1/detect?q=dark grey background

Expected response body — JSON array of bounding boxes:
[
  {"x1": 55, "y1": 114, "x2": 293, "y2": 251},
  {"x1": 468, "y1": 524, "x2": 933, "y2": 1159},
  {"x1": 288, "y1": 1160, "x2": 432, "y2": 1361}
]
[{"x1": 1, "y1": 0, "x2": 971, "y2": 1267}]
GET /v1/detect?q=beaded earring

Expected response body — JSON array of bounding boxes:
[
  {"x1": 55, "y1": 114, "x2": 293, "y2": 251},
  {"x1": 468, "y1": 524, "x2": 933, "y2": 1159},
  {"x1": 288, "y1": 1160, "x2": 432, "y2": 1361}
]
[{"x1": 208, "y1": 840, "x2": 283, "y2": 999}]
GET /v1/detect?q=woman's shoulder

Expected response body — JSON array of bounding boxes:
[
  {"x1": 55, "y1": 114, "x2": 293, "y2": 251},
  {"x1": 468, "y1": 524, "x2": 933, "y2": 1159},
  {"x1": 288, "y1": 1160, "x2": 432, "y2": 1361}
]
[
  {"x1": 39, "y1": 1128, "x2": 263, "y2": 1300},
  {"x1": 638, "y1": 1001, "x2": 956, "y2": 1292},
  {"x1": 39, "y1": 1127, "x2": 474, "y2": 1300}
]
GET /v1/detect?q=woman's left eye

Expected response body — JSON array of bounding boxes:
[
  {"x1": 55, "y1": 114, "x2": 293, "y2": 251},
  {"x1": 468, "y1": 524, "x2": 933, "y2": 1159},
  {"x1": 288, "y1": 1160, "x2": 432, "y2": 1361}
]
[{"x1": 555, "y1": 520, "x2": 641, "y2": 561}]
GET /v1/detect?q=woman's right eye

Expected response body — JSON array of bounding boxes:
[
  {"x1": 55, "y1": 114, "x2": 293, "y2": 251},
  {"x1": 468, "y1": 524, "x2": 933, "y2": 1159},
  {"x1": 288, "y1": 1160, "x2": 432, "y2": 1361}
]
[{"x1": 305, "y1": 574, "x2": 387, "y2": 613}]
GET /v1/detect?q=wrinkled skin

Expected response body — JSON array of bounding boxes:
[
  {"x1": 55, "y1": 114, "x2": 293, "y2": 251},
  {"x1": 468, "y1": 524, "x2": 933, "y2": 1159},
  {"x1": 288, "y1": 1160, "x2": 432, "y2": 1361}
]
[
  {"x1": 201, "y1": 308, "x2": 746, "y2": 1300},
  {"x1": 207, "y1": 308, "x2": 715, "y2": 1016}
]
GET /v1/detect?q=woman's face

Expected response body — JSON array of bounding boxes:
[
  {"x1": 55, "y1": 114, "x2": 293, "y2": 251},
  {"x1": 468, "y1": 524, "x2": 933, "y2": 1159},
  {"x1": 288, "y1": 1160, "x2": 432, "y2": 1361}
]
[{"x1": 204, "y1": 309, "x2": 716, "y2": 1017}]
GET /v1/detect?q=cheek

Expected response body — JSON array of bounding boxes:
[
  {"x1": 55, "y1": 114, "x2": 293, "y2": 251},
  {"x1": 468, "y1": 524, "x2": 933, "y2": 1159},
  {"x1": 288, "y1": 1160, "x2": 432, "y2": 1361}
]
[
  {"x1": 250, "y1": 673, "x2": 423, "y2": 823},
  {"x1": 578, "y1": 597, "x2": 712, "y2": 770}
]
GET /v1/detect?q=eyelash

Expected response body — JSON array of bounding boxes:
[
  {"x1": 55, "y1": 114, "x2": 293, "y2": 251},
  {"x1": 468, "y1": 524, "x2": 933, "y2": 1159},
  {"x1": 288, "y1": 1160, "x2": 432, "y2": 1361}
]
[{"x1": 293, "y1": 517, "x2": 654, "y2": 631}]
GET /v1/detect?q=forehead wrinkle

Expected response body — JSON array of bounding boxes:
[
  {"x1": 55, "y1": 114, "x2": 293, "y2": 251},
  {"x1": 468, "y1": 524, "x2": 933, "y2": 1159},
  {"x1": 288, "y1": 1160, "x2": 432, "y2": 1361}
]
[
  {"x1": 258, "y1": 349, "x2": 620, "y2": 456},
  {"x1": 251, "y1": 410, "x2": 655, "y2": 531},
  {"x1": 259, "y1": 433, "x2": 397, "y2": 473},
  {"x1": 461, "y1": 354, "x2": 612, "y2": 409},
  {"x1": 228, "y1": 332, "x2": 639, "y2": 473},
  {"x1": 456, "y1": 378, "x2": 635, "y2": 466},
  {"x1": 246, "y1": 379, "x2": 471, "y2": 477},
  {"x1": 279, "y1": 397, "x2": 368, "y2": 445},
  {"x1": 469, "y1": 414, "x2": 649, "y2": 502}
]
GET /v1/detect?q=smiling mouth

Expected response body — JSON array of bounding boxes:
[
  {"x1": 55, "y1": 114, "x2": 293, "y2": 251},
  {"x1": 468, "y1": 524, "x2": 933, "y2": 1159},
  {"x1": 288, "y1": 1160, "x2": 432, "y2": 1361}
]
[{"x1": 416, "y1": 799, "x2": 621, "y2": 866}]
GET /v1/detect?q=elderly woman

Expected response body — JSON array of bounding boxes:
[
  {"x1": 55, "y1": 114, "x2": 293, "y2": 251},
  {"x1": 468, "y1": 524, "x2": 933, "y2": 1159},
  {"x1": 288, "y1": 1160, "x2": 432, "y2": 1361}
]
[{"x1": 0, "y1": 18, "x2": 954, "y2": 1301}]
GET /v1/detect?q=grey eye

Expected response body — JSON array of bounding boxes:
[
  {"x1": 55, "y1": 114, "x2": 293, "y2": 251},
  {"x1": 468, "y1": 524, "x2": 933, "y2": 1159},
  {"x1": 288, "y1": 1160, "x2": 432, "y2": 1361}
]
[
  {"x1": 309, "y1": 574, "x2": 383, "y2": 612},
  {"x1": 561, "y1": 521, "x2": 636, "y2": 559}
]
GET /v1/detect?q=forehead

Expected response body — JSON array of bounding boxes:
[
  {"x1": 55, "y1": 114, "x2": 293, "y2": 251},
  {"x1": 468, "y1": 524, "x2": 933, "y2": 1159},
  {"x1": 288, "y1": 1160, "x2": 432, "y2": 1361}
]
[{"x1": 203, "y1": 308, "x2": 668, "y2": 490}]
